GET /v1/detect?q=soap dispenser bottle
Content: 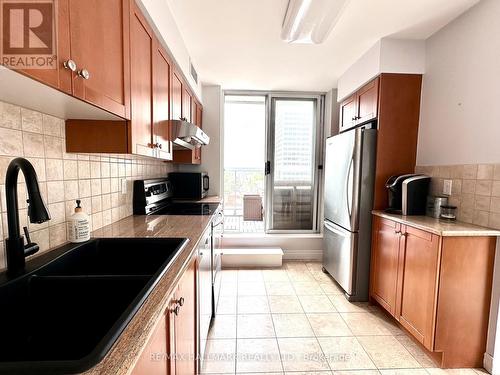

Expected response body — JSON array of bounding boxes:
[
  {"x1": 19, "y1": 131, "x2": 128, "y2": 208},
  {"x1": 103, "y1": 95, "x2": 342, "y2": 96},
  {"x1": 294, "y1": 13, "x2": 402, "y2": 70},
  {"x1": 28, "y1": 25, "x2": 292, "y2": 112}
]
[{"x1": 68, "y1": 199, "x2": 91, "y2": 243}]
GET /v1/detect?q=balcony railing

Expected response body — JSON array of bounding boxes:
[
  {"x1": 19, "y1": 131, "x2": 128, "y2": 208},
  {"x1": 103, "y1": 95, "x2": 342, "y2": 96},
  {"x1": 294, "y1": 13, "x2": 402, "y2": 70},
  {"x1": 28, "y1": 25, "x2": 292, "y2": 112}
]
[{"x1": 223, "y1": 167, "x2": 314, "y2": 232}]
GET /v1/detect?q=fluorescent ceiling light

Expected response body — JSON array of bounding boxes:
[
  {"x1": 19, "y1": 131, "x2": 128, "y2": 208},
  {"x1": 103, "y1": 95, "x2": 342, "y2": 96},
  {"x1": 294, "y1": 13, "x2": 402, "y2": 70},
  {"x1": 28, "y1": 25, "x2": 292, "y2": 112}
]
[{"x1": 281, "y1": 0, "x2": 350, "y2": 44}]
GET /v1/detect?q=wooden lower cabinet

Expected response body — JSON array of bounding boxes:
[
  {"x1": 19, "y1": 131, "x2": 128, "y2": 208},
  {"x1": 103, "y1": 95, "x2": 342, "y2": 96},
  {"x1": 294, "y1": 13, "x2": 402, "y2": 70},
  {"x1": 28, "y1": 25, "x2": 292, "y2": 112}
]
[
  {"x1": 370, "y1": 215, "x2": 496, "y2": 368},
  {"x1": 370, "y1": 218, "x2": 401, "y2": 316},
  {"x1": 173, "y1": 257, "x2": 197, "y2": 374},
  {"x1": 131, "y1": 310, "x2": 170, "y2": 375},
  {"x1": 132, "y1": 256, "x2": 197, "y2": 375},
  {"x1": 396, "y1": 225, "x2": 439, "y2": 350}
]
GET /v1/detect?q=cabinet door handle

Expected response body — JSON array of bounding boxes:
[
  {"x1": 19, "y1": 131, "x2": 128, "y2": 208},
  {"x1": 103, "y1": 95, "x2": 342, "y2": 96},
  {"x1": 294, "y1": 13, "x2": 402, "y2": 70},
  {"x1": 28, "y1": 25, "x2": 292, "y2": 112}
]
[
  {"x1": 78, "y1": 68, "x2": 90, "y2": 80},
  {"x1": 395, "y1": 230, "x2": 401, "y2": 235},
  {"x1": 63, "y1": 59, "x2": 77, "y2": 72},
  {"x1": 177, "y1": 297, "x2": 185, "y2": 306},
  {"x1": 173, "y1": 305, "x2": 180, "y2": 316},
  {"x1": 156, "y1": 143, "x2": 162, "y2": 149}
]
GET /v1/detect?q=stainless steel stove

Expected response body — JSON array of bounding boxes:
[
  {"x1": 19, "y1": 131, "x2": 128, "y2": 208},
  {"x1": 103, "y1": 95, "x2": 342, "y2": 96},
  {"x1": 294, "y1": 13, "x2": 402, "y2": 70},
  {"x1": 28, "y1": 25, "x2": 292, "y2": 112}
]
[{"x1": 132, "y1": 178, "x2": 219, "y2": 216}]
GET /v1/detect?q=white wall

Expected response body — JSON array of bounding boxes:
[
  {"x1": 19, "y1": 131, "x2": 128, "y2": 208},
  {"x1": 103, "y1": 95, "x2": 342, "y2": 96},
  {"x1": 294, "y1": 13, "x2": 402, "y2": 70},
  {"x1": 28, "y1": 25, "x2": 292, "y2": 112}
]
[
  {"x1": 137, "y1": 0, "x2": 202, "y2": 100},
  {"x1": 416, "y1": 0, "x2": 500, "y2": 166},
  {"x1": 177, "y1": 85, "x2": 223, "y2": 196},
  {"x1": 413, "y1": 0, "x2": 500, "y2": 372},
  {"x1": 337, "y1": 41, "x2": 381, "y2": 101},
  {"x1": 337, "y1": 38, "x2": 425, "y2": 101}
]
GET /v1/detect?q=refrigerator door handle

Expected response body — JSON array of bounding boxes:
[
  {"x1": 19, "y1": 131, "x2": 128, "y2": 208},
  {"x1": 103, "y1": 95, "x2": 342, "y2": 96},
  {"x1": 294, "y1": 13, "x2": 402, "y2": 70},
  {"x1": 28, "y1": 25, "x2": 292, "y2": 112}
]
[
  {"x1": 346, "y1": 156, "x2": 354, "y2": 221},
  {"x1": 324, "y1": 220, "x2": 350, "y2": 236}
]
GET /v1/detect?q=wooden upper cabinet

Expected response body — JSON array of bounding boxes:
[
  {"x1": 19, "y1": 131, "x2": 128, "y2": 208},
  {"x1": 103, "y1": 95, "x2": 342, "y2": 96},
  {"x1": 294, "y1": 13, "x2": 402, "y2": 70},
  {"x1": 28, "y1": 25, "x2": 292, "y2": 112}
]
[
  {"x1": 196, "y1": 104, "x2": 203, "y2": 127},
  {"x1": 68, "y1": 0, "x2": 131, "y2": 119},
  {"x1": 15, "y1": 0, "x2": 131, "y2": 118},
  {"x1": 172, "y1": 82, "x2": 203, "y2": 164},
  {"x1": 182, "y1": 88, "x2": 192, "y2": 122},
  {"x1": 173, "y1": 257, "x2": 197, "y2": 375},
  {"x1": 339, "y1": 77, "x2": 379, "y2": 132},
  {"x1": 339, "y1": 94, "x2": 357, "y2": 131},
  {"x1": 193, "y1": 103, "x2": 202, "y2": 163},
  {"x1": 18, "y1": 0, "x2": 72, "y2": 94},
  {"x1": 130, "y1": 2, "x2": 154, "y2": 157},
  {"x1": 370, "y1": 216, "x2": 401, "y2": 316},
  {"x1": 396, "y1": 225, "x2": 439, "y2": 350},
  {"x1": 171, "y1": 72, "x2": 183, "y2": 121},
  {"x1": 356, "y1": 77, "x2": 379, "y2": 124},
  {"x1": 153, "y1": 44, "x2": 173, "y2": 160}
]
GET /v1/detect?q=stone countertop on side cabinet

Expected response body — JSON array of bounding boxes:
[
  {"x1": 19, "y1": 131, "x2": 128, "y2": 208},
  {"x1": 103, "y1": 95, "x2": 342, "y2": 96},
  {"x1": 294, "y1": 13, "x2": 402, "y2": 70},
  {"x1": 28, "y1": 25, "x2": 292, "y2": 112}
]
[
  {"x1": 81, "y1": 213, "x2": 215, "y2": 375},
  {"x1": 373, "y1": 210, "x2": 500, "y2": 237}
]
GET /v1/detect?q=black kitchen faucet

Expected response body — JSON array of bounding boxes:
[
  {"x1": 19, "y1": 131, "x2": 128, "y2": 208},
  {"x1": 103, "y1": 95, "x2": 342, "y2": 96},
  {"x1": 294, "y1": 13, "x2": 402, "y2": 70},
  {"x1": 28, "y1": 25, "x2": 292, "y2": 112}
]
[{"x1": 5, "y1": 157, "x2": 50, "y2": 275}]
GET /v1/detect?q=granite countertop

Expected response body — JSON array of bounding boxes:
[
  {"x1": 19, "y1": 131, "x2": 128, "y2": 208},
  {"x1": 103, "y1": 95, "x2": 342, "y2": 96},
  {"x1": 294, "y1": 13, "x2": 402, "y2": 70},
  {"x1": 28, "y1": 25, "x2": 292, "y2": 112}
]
[
  {"x1": 373, "y1": 210, "x2": 500, "y2": 237},
  {"x1": 173, "y1": 195, "x2": 223, "y2": 204},
  {"x1": 81, "y1": 212, "x2": 216, "y2": 375}
]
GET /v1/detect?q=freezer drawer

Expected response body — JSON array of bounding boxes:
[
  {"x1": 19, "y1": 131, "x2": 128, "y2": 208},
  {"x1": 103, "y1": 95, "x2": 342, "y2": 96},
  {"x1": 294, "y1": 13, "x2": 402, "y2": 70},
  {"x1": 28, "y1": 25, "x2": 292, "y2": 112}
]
[{"x1": 323, "y1": 220, "x2": 358, "y2": 296}]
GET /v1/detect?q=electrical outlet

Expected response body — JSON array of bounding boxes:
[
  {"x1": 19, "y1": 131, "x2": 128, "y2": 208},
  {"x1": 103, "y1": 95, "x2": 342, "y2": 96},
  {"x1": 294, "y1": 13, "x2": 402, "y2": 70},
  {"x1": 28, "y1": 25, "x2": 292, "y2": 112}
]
[
  {"x1": 443, "y1": 179, "x2": 452, "y2": 196},
  {"x1": 121, "y1": 179, "x2": 127, "y2": 194}
]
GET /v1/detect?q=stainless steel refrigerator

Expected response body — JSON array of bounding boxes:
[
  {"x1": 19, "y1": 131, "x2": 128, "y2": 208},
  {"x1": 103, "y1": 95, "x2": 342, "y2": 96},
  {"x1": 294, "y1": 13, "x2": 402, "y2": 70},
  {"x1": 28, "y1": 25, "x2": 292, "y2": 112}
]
[{"x1": 323, "y1": 125, "x2": 377, "y2": 302}]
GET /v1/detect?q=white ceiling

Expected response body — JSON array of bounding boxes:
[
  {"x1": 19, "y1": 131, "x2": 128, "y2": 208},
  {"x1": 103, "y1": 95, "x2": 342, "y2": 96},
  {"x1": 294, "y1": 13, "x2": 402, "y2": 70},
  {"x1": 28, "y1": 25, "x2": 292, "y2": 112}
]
[{"x1": 167, "y1": 0, "x2": 480, "y2": 92}]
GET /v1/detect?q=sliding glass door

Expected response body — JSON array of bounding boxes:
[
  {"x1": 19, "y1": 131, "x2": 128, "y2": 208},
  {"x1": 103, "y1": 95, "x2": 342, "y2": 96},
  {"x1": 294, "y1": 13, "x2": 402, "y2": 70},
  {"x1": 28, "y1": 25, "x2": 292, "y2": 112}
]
[
  {"x1": 223, "y1": 92, "x2": 323, "y2": 234},
  {"x1": 266, "y1": 96, "x2": 322, "y2": 232}
]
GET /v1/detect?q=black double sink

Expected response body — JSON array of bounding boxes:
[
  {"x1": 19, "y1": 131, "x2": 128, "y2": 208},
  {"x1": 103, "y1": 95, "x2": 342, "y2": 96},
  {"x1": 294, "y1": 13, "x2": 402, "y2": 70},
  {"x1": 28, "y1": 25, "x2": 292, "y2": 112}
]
[{"x1": 0, "y1": 237, "x2": 188, "y2": 374}]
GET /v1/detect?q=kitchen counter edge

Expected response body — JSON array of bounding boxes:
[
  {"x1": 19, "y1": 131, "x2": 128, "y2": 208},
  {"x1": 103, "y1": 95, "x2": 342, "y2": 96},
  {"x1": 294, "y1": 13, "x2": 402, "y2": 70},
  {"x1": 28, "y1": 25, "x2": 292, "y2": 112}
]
[{"x1": 372, "y1": 210, "x2": 500, "y2": 237}]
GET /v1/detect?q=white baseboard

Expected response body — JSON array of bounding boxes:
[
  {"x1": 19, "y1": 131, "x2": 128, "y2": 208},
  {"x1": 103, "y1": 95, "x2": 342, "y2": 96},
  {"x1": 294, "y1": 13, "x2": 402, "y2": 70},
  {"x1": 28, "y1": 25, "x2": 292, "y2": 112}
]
[
  {"x1": 222, "y1": 248, "x2": 283, "y2": 268},
  {"x1": 283, "y1": 249, "x2": 323, "y2": 261},
  {"x1": 484, "y1": 353, "x2": 494, "y2": 374}
]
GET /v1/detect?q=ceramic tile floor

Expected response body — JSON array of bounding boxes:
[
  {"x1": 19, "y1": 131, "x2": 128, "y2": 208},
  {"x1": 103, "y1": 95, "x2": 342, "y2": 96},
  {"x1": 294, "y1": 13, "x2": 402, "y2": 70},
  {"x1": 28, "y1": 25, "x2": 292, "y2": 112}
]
[{"x1": 201, "y1": 261, "x2": 488, "y2": 375}]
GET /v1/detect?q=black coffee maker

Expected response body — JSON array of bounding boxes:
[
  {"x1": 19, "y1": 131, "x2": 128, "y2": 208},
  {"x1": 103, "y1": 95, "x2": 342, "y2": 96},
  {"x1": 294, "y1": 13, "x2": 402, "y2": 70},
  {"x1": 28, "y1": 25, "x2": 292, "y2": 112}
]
[
  {"x1": 385, "y1": 174, "x2": 418, "y2": 214},
  {"x1": 385, "y1": 174, "x2": 431, "y2": 215}
]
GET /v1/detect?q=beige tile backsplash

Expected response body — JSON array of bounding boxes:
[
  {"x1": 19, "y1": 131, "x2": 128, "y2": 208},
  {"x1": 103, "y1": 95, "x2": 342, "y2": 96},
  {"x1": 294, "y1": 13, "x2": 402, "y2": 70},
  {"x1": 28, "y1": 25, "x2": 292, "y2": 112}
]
[
  {"x1": 0, "y1": 100, "x2": 173, "y2": 270},
  {"x1": 416, "y1": 164, "x2": 500, "y2": 229}
]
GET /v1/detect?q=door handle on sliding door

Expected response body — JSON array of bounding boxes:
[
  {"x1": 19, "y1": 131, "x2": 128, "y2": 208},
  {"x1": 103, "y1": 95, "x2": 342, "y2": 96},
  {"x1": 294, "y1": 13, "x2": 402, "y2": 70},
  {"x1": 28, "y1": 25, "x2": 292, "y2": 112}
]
[{"x1": 265, "y1": 161, "x2": 271, "y2": 175}]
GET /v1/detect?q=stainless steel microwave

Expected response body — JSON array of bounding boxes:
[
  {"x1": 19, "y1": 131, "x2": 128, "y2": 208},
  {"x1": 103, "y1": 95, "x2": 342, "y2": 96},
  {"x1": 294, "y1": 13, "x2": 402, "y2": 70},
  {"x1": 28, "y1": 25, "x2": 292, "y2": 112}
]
[{"x1": 168, "y1": 172, "x2": 209, "y2": 200}]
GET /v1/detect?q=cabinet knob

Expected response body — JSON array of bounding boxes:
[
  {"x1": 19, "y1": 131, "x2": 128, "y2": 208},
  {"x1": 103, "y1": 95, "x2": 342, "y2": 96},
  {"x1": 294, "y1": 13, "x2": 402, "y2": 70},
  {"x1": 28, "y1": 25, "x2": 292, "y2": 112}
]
[
  {"x1": 173, "y1": 305, "x2": 180, "y2": 316},
  {"x1": 78, "y1": 69, "x2": 90, "y2": 80},
  {"x1": 63, "y1": 59, "x2": 77, "y2": 72},
  {"x1": 178, "y1": 297, "x2": 185, "y2": 306}
]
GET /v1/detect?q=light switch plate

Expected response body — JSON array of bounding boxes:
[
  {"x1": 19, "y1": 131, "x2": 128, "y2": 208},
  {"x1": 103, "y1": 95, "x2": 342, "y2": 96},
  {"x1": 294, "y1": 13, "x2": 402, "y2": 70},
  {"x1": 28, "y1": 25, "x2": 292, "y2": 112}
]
[
  {"x1": 443, "y1": 179, "x2": 452, "y2": 195},
  {"x1": 121, "y1": 179, "x2": 127, "y2": 194}
]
